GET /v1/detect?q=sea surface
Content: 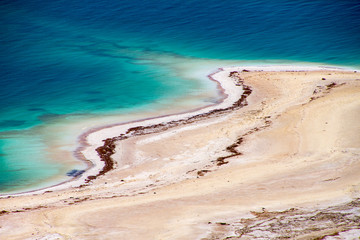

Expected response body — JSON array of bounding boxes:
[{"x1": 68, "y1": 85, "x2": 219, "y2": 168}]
[{"x1": 1, "y1": 0, "x2": 359, "y2": 194}]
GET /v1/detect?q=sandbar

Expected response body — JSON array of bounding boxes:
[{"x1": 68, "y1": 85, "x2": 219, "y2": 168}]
[{"x1": 1, "y1": 66, "x2": 360, "y2": 239}]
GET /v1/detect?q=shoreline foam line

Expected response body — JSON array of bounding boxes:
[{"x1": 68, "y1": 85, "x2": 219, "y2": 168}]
[{"x1": 1, "y1": 65, "x2": 355, "y2": 197}]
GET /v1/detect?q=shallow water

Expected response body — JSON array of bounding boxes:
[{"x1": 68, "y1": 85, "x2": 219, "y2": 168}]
[{"x1": 1, "y1": 0, "x2": 359, "y2": 194}]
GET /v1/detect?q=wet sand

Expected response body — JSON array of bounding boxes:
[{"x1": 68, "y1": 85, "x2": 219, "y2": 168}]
[{"x1": 1, "y1": 67, "x2": 360, "y2": 239}]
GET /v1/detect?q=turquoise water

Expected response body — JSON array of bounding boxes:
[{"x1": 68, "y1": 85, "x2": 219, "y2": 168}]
[{"x1": 1, "y1": 0, "x2": 359, "y2": 194}]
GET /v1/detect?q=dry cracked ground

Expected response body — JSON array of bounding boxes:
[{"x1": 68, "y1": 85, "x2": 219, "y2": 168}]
[{"x1": 203, "y1": 198, "x2": 360, "y2": 240}]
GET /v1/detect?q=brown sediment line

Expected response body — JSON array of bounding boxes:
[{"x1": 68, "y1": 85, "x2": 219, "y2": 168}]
[
  {"x1": 1, "y1": 69, "x2": 360, "y2": 240},
  {"x1": 78, "y1": 68, "x2": 253, "y2": 184},
  {"x1": 0, "y1": 67, "x2": 238, "y2": 197},
  {"x1": 79, "y1": 68, "x2": 354, "y2": 184},
  {"x1": 75, "y1": 68, "x2": 228, "y2": 162},
  {"x1": 3, "y1": 67, "x2": 353, "y2": 197}
]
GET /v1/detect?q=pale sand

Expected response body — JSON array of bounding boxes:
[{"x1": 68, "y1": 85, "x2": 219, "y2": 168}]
[{"x1": 1, "y1": 67, "x2": 360, "y2": 239}]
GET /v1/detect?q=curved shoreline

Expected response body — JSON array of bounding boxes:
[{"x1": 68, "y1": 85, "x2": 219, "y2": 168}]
[
  {"x1": 74, "y1": 65, "x2": 358, "y2": 190},
  {"x1": 1, "y1": 66, "x2": 360, "y2": 240},
  {"x1": 0, "y1": 67, "x2": 236, "y2": 197},
  {"x1": 76, "y1": 67, "x2": 247, "y2": 186},
  {"x1": 80, "y1": 69, "x2": 252, "y2": 184},
  {"x1": 1, "y1": 64, "x2": 356, "y2": 197}
]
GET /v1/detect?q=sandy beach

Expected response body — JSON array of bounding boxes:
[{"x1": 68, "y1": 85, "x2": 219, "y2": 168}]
[{"x1": 1, "y1": 66, "x2": 360, "y2": 239}]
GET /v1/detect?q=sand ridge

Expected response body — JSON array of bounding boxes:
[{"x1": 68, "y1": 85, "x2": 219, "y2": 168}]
[{"x1": 1, "y1": 67, "x2": 360, "y2": 239}]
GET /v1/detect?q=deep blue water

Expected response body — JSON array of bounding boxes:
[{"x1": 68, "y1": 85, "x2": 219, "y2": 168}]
[{"x1": 1, "y1": 0, "x2": 360, "y2": 193}]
